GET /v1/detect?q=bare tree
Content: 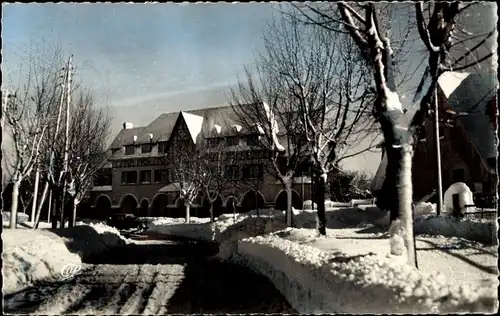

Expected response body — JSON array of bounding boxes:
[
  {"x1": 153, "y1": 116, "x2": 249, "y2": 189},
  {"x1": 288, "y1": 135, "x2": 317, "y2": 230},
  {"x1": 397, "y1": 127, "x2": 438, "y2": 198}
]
[
  {"x1": 232, "y1": 16, "x2": 374, "y2": 235},
  {"x1": 3, "y1": 61, "x2": 57, "y2": 228},
  {"x1": 64, "y1": 91, "x2": 111, "y2": 227},
  {"x1": 291, "y1": 2, "x2": 495, "y2": 265},
  {"x1": 166, "y1": 130, "x2": 205, "y2": 223},
  {"x1": 198, "y1": 140, "x2": 236, "y2": 222}
]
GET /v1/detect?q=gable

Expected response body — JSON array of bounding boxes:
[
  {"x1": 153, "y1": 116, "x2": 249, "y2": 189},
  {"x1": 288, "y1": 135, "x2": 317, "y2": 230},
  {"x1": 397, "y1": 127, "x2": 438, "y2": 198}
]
[{"x1": 181, "y1": 111, "x2": 204, "y2": 144}]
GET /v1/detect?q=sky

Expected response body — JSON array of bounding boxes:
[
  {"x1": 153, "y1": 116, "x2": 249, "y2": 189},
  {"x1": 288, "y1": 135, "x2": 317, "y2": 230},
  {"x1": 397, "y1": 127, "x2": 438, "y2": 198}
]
[{"x1": 1, "y1": 3, "x2": 497, "y2": 178}]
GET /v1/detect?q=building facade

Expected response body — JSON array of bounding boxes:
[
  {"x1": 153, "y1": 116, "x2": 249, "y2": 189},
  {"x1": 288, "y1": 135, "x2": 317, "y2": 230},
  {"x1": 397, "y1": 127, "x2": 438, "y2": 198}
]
[
  {"x1": 372, "y1": 71, "x2": 497, "y2": 207},
  {"x1": 89, "y1": 104, "x2": 312, "y2": 218}
]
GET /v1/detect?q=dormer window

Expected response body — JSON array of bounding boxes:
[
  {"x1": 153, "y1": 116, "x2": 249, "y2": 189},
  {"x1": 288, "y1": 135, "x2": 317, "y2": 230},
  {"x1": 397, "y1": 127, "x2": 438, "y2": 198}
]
[
  {"x1": 246, "y1": 134, "x2": 260, "y2": 147},
  {"x1": 125, "y1": 145, "x2": 135, "y2": 155},
  {"x1": 226, "y1": 136, "x2": 239, "y2": 146},
  {"x1": 158, "y1": 142, "x2": 167, "y2": 154},
  {"x1": 141, "y1": 143, "x2": 152, "y2": 154}
]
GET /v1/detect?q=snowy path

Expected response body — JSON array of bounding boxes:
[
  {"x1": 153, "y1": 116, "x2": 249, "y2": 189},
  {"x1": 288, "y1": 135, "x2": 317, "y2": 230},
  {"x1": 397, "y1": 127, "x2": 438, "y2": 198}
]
[{"x1": 4, "y1": 239, "x2": 295, "y2": 315}]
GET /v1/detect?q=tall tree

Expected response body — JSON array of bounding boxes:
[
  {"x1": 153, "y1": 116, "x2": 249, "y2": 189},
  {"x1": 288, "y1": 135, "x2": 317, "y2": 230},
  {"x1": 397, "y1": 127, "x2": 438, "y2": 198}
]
[
  {"x1": 64, "y1": 91, "x2": 111, "y2": 227},
  {"x1": 198, "y1": 138, "x2": 236, "y2": 222},
  {"x1": 232, "y1": 16, "x2": 374, "y2": 235},
  {"x1": 3, "y1": 57, "x2": 58, "y2": 228},
  {"x1": 292, "y1": 1, "x2": 495, "y2": 264}
]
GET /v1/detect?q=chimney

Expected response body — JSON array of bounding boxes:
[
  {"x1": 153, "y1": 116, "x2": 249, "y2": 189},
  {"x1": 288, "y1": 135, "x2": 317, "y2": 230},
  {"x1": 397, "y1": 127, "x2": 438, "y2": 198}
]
[
  {"x1": 123, "y1": 122, "x2": 134, "y2": 130},
  {"x1": 133, "y1": 135, "x2": 137, "y2": 143},
  {"x1": 149, "y1": 133, "x2": 153, "y2": 141}
]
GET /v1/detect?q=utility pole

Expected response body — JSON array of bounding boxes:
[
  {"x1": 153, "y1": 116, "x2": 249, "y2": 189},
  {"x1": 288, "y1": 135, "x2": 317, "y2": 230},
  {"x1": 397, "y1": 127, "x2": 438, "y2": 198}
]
[
  {"x1": 50, "y1": 62, "x2": 68, "y2": 229},
  {"x1": 31, "y1": 161, "x2": 40, "y2": 222},
  {"x1": 434, "y1": 65, "x2": 443, "y2": 217},
  {"x1": 60, "y1": 55, "x2": 73, "y2": 228}
]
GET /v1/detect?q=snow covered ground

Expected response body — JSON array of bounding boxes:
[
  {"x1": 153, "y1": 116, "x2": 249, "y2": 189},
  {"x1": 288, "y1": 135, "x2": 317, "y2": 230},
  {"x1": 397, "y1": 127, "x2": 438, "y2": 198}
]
[
  {"x1": 235, "y1": 233, "x2": 497, "y2": 313},
  {"x1": 2, "y1": 222, "x2": 133, "y2": 295},
  {"x1": 145, "y1": 202, "x2": 498, "y2": 313}
]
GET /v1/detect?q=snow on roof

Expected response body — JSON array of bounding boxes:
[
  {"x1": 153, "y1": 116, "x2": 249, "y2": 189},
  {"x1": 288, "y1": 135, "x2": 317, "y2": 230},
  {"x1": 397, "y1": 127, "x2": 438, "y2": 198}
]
[
  {"x1": 437, "y1": 72, "x2": 471, "y2": 98},
  {"x1": 181, "y1": 111, "x2": 204, "y2": 144},
  {"x1": 254, "y1": 123, "x2": 265, "y2": 134},
  {"x1": 213, "y1": 124, "x2": 222, "y2": 135},
  {"x1": 232, "y1": 124, "x2": 242, "y2": 132}
]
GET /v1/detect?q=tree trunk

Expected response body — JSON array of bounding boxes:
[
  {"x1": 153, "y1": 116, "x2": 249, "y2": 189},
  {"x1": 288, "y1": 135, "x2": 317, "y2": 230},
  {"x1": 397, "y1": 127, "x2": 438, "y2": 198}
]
[
  {"x1": 34, "y1": 182, "x2": 49, "y2": 229},
  {"x1": 385, "y1": 144, "x2": 416, "y2": 267},
  {"x1": 231, "y1": 199, "x2": 235, "y2": 221},
  {"x1": 60, "y1": 187, "x2": 66, "y2": 229},
  {"x1": 69, "y1": 198, "x2": 78, "y2": 228},
  {"x1": 31, "y1": 167, "x2": 40, "y2": 222},
  {"x1": 284, "y1": 178, "x2": 293, "y2": 227},
  {"x1": 254, "y1": 191, "x2": 260, "y2": 217},
  {"x1": 185, "y1": 203, "x2": 190, "y2": 223},
  {"x1": 9, "y1": 180, "x2": 22, "y2": 229},
  {"x1": 315, "y1": 172, "x2": 327, "y2": 236},
  {"x1": 51, "y1": 190, "x2": 60, "y2": 229},
  {"x1": 209, "y1": 201, "x2": 214, "y2": 223},
  {"x1": 47, "y1": 190, "x2": 53, "y2": 224}
]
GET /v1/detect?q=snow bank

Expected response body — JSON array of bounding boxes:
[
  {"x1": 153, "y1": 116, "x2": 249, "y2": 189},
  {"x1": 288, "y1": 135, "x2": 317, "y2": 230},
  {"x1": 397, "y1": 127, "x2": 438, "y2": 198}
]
[
  {"x1": 2, "y1": 229, "x2": 81, "y2": 295},
  {"x1": 234, "y1": 234, "x2": 498, "y2": 314},
  {"x1": 146, "y1": 209, "x2": 287, "y2": 260},
  {"x1": 2, "y1": 223, "x2": 132, "y2": 295},
  {"x1": 414, "y1": 215, "x2": 497, "y2": 245}
]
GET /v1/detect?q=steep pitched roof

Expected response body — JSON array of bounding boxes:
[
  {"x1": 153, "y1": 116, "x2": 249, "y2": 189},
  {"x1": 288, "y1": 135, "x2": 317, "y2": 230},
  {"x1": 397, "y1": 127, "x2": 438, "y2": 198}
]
[
  {"x1": 108, "y1": 103, "x2": 289, "y2": 152},
  {"x1": 443, "y1": 71, "x2": 497, "y2": 160}
]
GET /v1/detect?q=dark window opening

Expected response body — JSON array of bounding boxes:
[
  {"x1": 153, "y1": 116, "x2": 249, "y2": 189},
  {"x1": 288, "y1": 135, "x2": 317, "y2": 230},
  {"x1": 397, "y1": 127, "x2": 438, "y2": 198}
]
[
  {"x1": 452, "y1": 168, "x2": 465, "y2": 183},
  {"x1": 439, "y1": 125, "x2": 445, "y2": 138},
  {"x1": 141, "y1": 143, "x2": 152, "y2": 154},
  {"x1": 243, "y1": 164, "x2": 264, "y2": 179},
  {"x1": 125, "y1": 145, "x2": 135, "y2": 155},
  {"x1": 121, "y1": 171, "x2": 137, "y2": 184},
  {"x1": 139, "y1": 170, "x2": 152, "y2": 183},
  {"x1": 224, "y1": 165, "x2": 240, "y2": 180},
  {"x1": 246, "y1": 135, "x2": 260, "y2": 147},
  {"x1": 157, "y1": 142, "x2": 167, "y2": 154},
  {"x1": 418, "y1": 128, "x2": 427, "y2": 141},
  {"x1": 208, "y1": 138, "x2": 220, "y2": 148},
  {"x1": 226, "y1": 136, "x2": 239, "y2": 146},
  {"x1": 154, "y1": 169, "x2": 169, "y2": 184}
]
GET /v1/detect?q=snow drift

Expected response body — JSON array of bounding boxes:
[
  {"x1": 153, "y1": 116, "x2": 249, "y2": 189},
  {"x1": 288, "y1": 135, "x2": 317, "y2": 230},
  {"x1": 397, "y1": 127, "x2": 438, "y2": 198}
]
[
  {"x1": 2, "y1": 223, "x2": 132, "y2": 295},
  {"x1": 234, "y1": 234, "x2": 498, "y2": 314},
  {"x1": 146, "y1": 209, "x2": 287, "y2": 260}
]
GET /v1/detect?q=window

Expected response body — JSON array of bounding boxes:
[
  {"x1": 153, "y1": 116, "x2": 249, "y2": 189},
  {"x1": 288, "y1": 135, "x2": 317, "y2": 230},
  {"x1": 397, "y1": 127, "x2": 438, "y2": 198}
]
[
  {"x1": 154, "y1": 169, "x2": 169, "y2": 184},
  {"x1": 226, "y1": 136, "x2": 239, "y2": 146},
  {"x1": 244, "y1": 164, "x2": 264, "y2": 179},
  {"x1": 208, "y1": 138, "x2": 220, "y2": 148},
  {"x1": 418, "y1": 128, "x2": 427, "y2": 142},
  {"x1": 246, "y1": 135, "x2": 260, "y2": 147},
  {"x1": 209, "y1": 166, "x2": 220, "y2": 176},
  {"x1": 121, "y1": 171, "x2": 137, "y2": 184},
  {"x1": 125, "y1": 145, "x2": 135, "y2": 155},
  {"x1": 224, "y1": 165, "x2": 240, "y2": 180},
  {"x1": 141, "y1": 143, "x2": 152, "y2": 154},
  {"x1": 139, "y1": 170, "x2": 152, "y2": 183},
  {"x1": 157, "y1": 142, "x2": 167, "y2": 154},
  {"x1": 170, "y1": 169, "x2": 179, "y2": 182},
  {"x1": 452, "y1": 168, "x2": 465, "y2": 183}
]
